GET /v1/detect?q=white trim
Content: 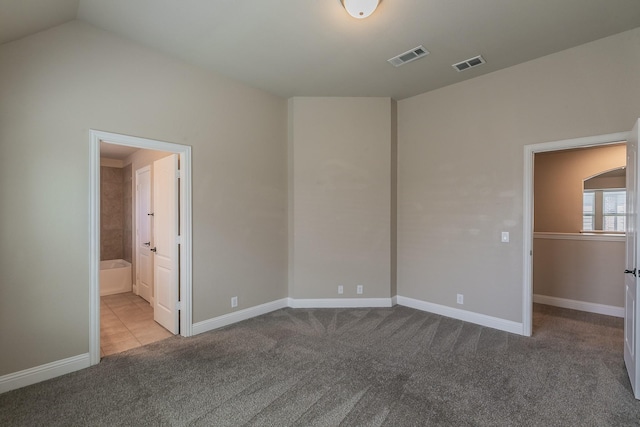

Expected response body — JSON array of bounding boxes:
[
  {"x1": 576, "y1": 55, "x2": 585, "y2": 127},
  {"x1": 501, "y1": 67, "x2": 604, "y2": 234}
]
[
  {"x1": 134, "y1": 165, "x2": 151, "y2": 299},
  {"x1": 391, "y1": 295, "x2": 398, "y2": 306},
  {"x1": 523, "y1": 131, "x2": 629, "y2": 338},
  {"x1": 89, "y1": 136, "x2": 100, "y2": 365},
  {"x1": 534, "y1": 232, "x2": 625, "y2": 242},
  {"x1": 0, "y1": 354, "x2": 90, "y2": 394},
  {"x1": 533, "y1": 294, "x2": 624, "y2": 318},
  {"x1": 288, "y1": 298, "x2": 394, "y2": 308},
  {"x1": 397, "y1": 296, "x2": 524, "y2": 335},
  {"x1": 523, "y1": 142, "x2": 534, "y2": 337},
  {"x1": 179, "y1": 145, "x2": 193, "y2": 338},
  {"x1": 192, "y1": 299, "x2": 289, "y2": 335},
  {"x1": 90, "y1": 130, "x2": 193, "y2": 368},
  {"x1": 524, "y1": 132, "x2": 628, "y2": 154}
]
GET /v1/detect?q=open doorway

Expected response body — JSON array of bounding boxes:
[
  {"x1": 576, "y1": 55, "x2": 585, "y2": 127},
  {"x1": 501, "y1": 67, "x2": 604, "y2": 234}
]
[
  {"x1": 522, "y1": 131, "x2": 629, "y2": 336},
  {"x1": 99, "y1": 143, "x2": 177, "y2": 356},
  {"x1": 90, "y1": 130, "x2": 193, "y2": 366},
  {"x1": 532, "y1": 145, "x2": 626, "y2": 323}
]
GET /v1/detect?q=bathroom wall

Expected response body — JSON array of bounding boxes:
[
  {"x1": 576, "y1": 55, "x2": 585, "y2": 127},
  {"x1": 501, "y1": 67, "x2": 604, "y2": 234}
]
[
  {"x1": 100, "y1": 165, "x2": 124, "y2": 261},
  {"x1": 100, "y1": 161, "x2": 133, "y2": 264}
]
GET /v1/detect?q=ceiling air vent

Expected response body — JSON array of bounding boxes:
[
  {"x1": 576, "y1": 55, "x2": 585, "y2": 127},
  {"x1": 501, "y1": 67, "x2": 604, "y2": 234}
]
[
  {"x1": 452, "y1": 55, "x2": 486, "y2": 72},
  {"x1": 387, "y1": 45, "x2": 430, "y2": 67}
]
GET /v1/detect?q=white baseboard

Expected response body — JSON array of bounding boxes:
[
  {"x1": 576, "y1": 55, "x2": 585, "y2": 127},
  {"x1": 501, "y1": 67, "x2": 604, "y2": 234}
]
[
  {"x1": 192, "y1": 298, "x2": 289, "y2": 335},
  {"x1": 396, "y1": 296, "x2": 524, "y2": 335},
  {"x1": 0, "y1": 353, "x2": 90, "y2": 394},
  {"x1": 99, "y1": 286, "x2": 132, "y2": 297},
  {"x1": 287, "y1": 297, "x2": 394, "y2": 309},
  {"x1": 391, "y1": 295, "x2": 398, "y2": 306},
  {"x1": 533, "y1": 294, "x2": 624, "y2": 318}
]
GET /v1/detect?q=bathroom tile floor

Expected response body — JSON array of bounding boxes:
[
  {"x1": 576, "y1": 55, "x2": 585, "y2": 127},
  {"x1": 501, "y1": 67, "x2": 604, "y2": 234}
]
[{"x1": 100, "y1": 292, "x2": 173, "y2": 357}]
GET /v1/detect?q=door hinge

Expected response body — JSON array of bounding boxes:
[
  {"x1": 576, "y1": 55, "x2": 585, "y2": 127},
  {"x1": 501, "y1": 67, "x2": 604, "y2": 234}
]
[
  {"x1": 176, "y1": 300, "x2": 182, "y2": 311},
  {"x1": 177, "y1": 235, "x2": 184, "y2": 245}
]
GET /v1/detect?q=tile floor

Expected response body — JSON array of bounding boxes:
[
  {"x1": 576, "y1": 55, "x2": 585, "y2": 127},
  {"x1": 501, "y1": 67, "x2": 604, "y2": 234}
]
[{"x1": 100, "y1": 292, "x2": 173, "y2": 357}]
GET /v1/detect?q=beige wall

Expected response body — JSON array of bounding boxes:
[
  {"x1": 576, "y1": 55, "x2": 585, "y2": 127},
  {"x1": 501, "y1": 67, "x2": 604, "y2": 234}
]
[
  {"x1": 533, "y1": 236, "x2": 624, "y2": 307},
  {"x1": 288, "y1": 97, "x2": 392, "y2": 299},
  {"x1": 3, "y1": 18, "x2": 640, "y2": 381},
  {"x1": 534, "y1": 144, "x2": 626, "y2": 232},
  {"x1": 398, "y1": 27, "x2": 640, "y2": 322},
  {"x1": 0, "y1": 21, "x2": 287, "y2": 376}
]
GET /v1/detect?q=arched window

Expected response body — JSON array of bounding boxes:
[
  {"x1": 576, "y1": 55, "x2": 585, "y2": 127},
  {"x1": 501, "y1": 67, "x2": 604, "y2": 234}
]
[{"x1": 583, "y1": 167, "x2": 626, "y2": 232}]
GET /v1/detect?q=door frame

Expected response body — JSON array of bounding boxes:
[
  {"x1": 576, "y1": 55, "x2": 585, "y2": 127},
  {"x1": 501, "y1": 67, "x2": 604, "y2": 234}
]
[
  {"x1": 89, "y1": 130, "x2": 193, "y2": 365},
  {"x1": 522, "y1": 130, "x2": 629, "y2": 336},
  {"x1": 134, "y1": 164, "x2": 152, "y2": 301}
]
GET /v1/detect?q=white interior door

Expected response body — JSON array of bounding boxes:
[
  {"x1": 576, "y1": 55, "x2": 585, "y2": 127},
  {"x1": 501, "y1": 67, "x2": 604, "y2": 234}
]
[
  {"x1": 136, "y1": 166, "x2": 152, "y2": 303},
  {"x1": 153, "y1": 154, "x2": 179, "y2": 334},
  {"x1": 625, "y1": 119, "x2": 640, "y2": 399}
]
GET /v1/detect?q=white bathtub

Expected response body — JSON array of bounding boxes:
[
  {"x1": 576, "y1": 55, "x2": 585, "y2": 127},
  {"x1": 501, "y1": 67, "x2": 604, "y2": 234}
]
[{"x1": 100, "y1": 259, "x2": 132, "y2": 296}]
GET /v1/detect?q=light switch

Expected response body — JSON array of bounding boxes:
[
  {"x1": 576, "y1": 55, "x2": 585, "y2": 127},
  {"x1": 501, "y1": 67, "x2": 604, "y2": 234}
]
[{"x1": 501, "y1": 231, "x2": 509, "y2": 243}]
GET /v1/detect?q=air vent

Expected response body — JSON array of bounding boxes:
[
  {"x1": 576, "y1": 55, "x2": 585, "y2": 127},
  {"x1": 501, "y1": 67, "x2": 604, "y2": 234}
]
[
  {"x1": 452, "y1": 55, "x2": 486, "y2": 72},
  {"x1": 388, "y1": 45, "x2": 430, "y2": 67}
]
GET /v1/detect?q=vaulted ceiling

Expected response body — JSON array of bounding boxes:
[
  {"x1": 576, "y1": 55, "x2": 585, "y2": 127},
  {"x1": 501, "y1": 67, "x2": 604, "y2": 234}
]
[{"x1": 2, "y1": 0, "x2": 640, "y2": 100}]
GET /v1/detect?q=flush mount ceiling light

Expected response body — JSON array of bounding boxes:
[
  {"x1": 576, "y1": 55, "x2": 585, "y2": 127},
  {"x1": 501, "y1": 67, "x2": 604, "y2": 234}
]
[{"x1": 341, "y1": 0, "x2": 380, "y2": 19}]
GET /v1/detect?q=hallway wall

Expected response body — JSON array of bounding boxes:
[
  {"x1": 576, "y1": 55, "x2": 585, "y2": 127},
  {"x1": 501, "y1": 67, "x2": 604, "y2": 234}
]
[{"x1": 534, "y1": 144, "x2": 626, "y2": 233}]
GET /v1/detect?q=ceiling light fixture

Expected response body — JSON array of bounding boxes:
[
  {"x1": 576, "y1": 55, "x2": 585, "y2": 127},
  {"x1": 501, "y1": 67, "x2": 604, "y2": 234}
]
[{"x1": 341, "y1": 0, "x2": 380, "y2": 19}]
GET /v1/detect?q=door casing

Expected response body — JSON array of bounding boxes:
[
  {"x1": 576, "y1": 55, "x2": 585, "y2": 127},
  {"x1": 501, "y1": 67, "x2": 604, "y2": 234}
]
[{"x1": 89, "y1": 130, "x2": 193, "y2": 365}]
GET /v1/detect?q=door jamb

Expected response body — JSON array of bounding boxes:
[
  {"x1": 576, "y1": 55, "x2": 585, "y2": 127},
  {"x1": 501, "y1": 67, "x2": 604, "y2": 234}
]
[
  {"x1": 522, "y1": 131, "x2": 628, "y2": 336},
  {"x1": 134, "y1": 164, "x2": 151, "y2": 300},
  {"x1": 89, "y1": 130, "x2": 193, "y2": 366}
]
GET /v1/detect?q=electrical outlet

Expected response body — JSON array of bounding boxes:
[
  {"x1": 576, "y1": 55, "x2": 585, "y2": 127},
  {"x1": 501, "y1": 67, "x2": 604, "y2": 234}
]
[
  {"x1": 338, "y1": 285, "x2": 344, "y2": 294},
  {"x1": 231, "y1": 296, "x2": 238, "y2": 308},
  {"x1": 357, "y1": 285, "x2": 363, "y2": 295},
  {"x1": 501, "y1": 231, "x2": 510, "y2": 243},
  {"x1": 457, "y1": 294, "x2": 464, "y2": 305}
]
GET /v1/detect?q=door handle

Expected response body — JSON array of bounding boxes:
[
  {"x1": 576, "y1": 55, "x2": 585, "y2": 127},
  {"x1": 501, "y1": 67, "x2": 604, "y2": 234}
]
[
  {"x1": 625, "y1": 268, "x2": 637, "y2": 276},
  {"x1": 144, "y1": 242, "x2": 150, "y2": 246},
  {"x1": 148, "y1": 213, "x2": 154, "y2": 216},
  {"x1": 150, "y1": 247, "x2": 157, "y2": 253}
]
